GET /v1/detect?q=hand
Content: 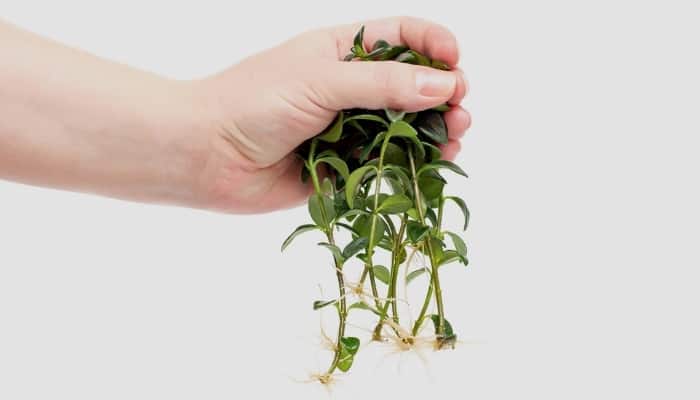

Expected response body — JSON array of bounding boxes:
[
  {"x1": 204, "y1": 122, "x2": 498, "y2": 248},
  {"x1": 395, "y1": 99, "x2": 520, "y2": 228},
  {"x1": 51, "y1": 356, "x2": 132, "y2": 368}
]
[{"x1": 189, "y1": 17, "x2": 471, "y2": 213}]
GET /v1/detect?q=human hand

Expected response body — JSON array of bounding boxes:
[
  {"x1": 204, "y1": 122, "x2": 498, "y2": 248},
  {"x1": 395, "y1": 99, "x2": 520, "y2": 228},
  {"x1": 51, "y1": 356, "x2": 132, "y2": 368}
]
[{"x1": 189, "y1": 17, "x2": 471, "y2": 213}]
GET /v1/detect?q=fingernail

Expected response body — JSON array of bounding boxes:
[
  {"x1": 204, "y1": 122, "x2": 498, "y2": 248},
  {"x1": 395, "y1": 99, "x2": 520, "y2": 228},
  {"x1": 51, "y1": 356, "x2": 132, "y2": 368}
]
[{"x1": 416, "y1": 71, "x2": 456, "y2": 97}]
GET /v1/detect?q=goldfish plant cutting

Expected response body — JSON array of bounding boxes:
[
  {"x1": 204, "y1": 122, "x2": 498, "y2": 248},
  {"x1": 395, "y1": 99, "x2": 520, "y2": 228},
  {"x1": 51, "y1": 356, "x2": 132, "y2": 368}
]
[{"x1": 281, "y1": 26, "x2": 469, "y2": 385}]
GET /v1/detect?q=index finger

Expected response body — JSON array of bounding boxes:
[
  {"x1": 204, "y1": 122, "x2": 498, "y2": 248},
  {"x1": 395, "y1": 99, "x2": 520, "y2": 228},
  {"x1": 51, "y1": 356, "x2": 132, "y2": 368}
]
[{"x1": 332, "y1": 16, "x2": 460, "y2": 67}]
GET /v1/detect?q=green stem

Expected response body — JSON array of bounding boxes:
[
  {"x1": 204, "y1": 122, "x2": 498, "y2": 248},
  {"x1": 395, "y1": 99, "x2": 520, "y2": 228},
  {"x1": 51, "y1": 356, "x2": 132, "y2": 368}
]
[
  {"x1": 407, "y1": 149, "x2": 446, "y2": 337},
  {"x1": 362, "y1": 134, "x2": 393, "y2": 319},
  {"x1": 308, "y1": 146, "x2": 347, "y2": 375},
  {"x1": 373, "y1": 216, "x2": 406, "y2": 338}
]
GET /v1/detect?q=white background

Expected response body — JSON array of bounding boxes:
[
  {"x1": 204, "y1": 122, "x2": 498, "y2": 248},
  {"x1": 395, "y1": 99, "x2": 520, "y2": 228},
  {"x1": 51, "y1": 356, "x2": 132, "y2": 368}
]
[{"x1": 1, "y1": 1, "x2": 699, "y2": 399}]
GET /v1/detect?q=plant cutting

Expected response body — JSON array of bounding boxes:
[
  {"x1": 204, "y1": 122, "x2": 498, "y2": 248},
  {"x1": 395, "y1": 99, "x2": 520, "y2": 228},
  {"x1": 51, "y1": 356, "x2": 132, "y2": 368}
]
[{"x1": 281, "y1": 25, "x2": 470, "y2": 385}]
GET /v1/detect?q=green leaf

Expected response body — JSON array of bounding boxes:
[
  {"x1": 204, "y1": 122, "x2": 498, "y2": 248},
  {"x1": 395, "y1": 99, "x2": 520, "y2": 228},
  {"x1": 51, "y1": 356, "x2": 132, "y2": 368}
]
[
  {"x1": 428, "y1": 236, "x2": 445, "y2": 262},
  {"x1": 348, "y1": 301, "x2": 380, "y2": 315},
  {"x1": 395, "y1": 50, "x2": 431, "y2": 66},
  {"x1": 372, "y1": 39, "x2": 390, "y2": 51},
  {"x1": 445, "y1": 196, "x2": 470, "y2": 231},
  {"x1": 321, "y1": 177, "x2": 334, "y2": 196},
  {"x1": 352, "y1": 25, "x2": 366, "y2": 56},
  {"x1": 439, "y1": 249, "x2": 468, "y2": 267},
  {"x1": 415, "y1": 111, "x2": 448, "y2": 144},
  {"x1": 313, "y1": 299, "x2": 337, "y2": 310},
  {"x1": 379, "y1": 45, "x2": 409, "y2": 61},
  {"x1": 406, "y1": 221, "x2": 430, "y2": 244},
  {"x1": 340, "y1": 336, "x2": 360, "y2": 355},
  {"x1": 344, "y1": 114, "x2": 389, "y2": 128},
  {"x1": 422, "y1": 142, "x2": 442, "y2": 163},
  {"x1": 337, "y1": 336, "x2": 361, "y2": 372},
  {"x1": 358, "y1": 131, "x2": 386, "y2": 163},
  {"x1": 387, "y1": 120, "x2": 417, "y2": 139},
  {"x1": 445, "y1": 231, "x2": 468, "y2": 258},
  {"x1": 425, "y1": 207, "x2": 439, "y2": 227},
  {"x1": 343, "y1": 237, "x2": 369, "y2": 259},
  {"x1": 383, "y1": 164, "x2": 412, "y2": 195},
  {"x1": 373, "y1": 265, "x2": 390, "y2": 284},
  {"x1": 387, "y1": 121, "x2": 425, "y2": 159},
  {"x1": 339, "y1": 208, "x2": 368, "y2": 221},
  {"x1": 316, "y1": 112, "x2": 344, "y2": 143},
  {"x1": 407, "y1": 267, "x2": 429, "y2": 283},
  {"x1": 418, "y1": 175, "x2": 445, "y2": 201},
  {"x1": 429, "y1": 314, "x2": 455, "y2": 337},
  {"x1": 384, "y1": 109, "x2": 406, "y2": 122},
  {"x1": 316, "y1": 149, "x2": 339, "y2": 159},
  {"x1": 352, "y1": 214, "x2": 386, "y2": 249},
  {"x1": 316, "y1": 156, "x2": 350, "y2": 181},
  {"x1": 345, "y1": 165, "x2": 377, "y2": 208},
  {"x1": 308, "y1": 194, "x2": 336, "y2": 228},
  {"x1": 395, "y1": 50, "x2": 418, "y2": 64},
  {"x1": 431, "y1": 59, "x2": 450, "y2": 70},
  {"x1": 431, "y1": 103, "x2": 450, "y2": 112},
  {"x1": 377, "y1": 194, "x2": 412, "y2": 214},
  {"x1": 418, "y1": 160, "x2": 468, "y2": 178},
  {"x1": 317, "y1": 242, "x2": 345, "y2": 265},
  {"x1": 335, "y1": 222, "x2": 359, "y2": 236},
  {"x1": 281, "y1": 224, "x2": 319, "y2": 251}
]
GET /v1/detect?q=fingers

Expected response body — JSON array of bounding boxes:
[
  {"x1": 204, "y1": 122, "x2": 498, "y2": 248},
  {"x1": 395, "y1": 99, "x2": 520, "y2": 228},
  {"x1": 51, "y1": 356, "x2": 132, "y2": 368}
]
[
  {"x1": 440, "y1": 139, "x2": 462, "y2": 161},
  {"x1": 449, "y1": 69, "x2": 469, "y2": 105},
  {"x1": 333, "y1": 16, "x2": 459, "y2": 67},
  {"x1": 441, "y1": 105, "x2": 471, "y2": 161},
  {"x1": 310, "y1": 60, "x2": 461, "y2": 112},
  {"x1": 444, "y1": 106, "x2": 471, "y2": 140}
]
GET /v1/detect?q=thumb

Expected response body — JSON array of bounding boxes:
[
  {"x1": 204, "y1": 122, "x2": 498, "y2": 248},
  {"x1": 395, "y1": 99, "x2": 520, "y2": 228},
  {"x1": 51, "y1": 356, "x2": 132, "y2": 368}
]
[{"x1": 310, "y1": 61, "x2": 459, "y2": 112}]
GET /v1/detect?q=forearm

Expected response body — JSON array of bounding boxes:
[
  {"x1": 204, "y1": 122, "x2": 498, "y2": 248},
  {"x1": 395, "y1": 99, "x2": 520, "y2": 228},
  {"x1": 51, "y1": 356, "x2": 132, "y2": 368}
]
[{"x1": 0, "y1": 21, "x2": 206, "y2": 205}]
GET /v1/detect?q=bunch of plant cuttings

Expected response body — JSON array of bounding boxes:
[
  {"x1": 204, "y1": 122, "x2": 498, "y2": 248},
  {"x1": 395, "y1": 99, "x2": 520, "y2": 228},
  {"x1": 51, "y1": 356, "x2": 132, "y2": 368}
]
[{"x1": 282, "y1": 26, "x2": 469, "y2": 383}]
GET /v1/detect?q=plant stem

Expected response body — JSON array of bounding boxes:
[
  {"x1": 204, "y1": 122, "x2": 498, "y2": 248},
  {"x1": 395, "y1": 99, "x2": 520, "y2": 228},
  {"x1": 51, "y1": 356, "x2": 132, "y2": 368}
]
[
  {"x1": 363, "y1": 134, "x2": 393, "y2": 327},
  {"x1": 373, "y1": 215, "x2": 406, "y2": 338},
  {"x1": 308, "y1": 142, "x2": 347, "y2": 375},
  {"x1": 407, "y1": 149, "x2": 446, "y2": 337}
]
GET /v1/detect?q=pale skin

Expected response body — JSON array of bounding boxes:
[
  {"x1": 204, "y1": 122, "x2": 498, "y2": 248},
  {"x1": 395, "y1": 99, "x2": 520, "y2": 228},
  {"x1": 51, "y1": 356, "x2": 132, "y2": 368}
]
[{"x1": 0, "y1": 17, "x2": 470, "y2": 214}]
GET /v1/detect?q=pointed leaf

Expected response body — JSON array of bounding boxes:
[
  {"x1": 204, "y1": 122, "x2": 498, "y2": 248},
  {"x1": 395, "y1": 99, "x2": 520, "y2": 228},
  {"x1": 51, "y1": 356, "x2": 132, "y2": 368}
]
[
  {"x1": 387, "y1": 120, "x2": 417, "y2": 139},
  {"x1": 348, "y1": 302, "x2": 380, "y2": 316},
  {"x1": 406, "y1": 221, "x2": 430, "y2": 244},
  {"x1": 316, "y1": 112, "x2": 344, "y2": 143},
  {"x1": 358, "y1": 131, "x2": 386, "y2": 162},
  {"x1": 281, "y1": 224, "x2": 319, "y2": 251},
  {"x1": 415, "y1": 111, "x2": 448, "y2": 144},
  {"x1": 316, "y1": 156, "x2": 350, "y2": 181},
  {"x1": 445, "y1": 196, "x2": 470, "y2": 230},
  {"x1": 418, "y1": 175, "x2": 445, "y2": 201},
  {"x1": 377, "y1": 194, "x2": 412, "y2": 214},
  {"x1": 344, "y1": 114, "x2": 389, "y2": 128},
  {"x1": 352, "y1": 25, "x2": 365, "y2": 56},
  {"x1": 407, "y1": 267, "x2": 429, "y2": 283},
  {"x1": 445, "y1": 231, "x2": 468, "y2": 258},
  {"x1": 343, "y1": 237, "x2": 369, "y2": 259},
  {"x1": 418, "y1": 160, "x2": 468, "y2": 178},
  {"x1": 313, "y1": 299, "x2": 337, "y2": 310},
  {"x1": 345, "y1": 165, "x2": 377, "y2": 208},
  {"x1": 384, "y1": 109, "x2": 406, "y2": 122},
  {"x1": 387, "y1": 121, "x2": 425, "y2": 159},
  {"x1": 308, "y1": 194, "x2": 336, "y2": 228},
  {"x1": 439, "y1": 249, "x2": 467, "y2": 267},
  {"x1": 423, "y1": 142, "x2": 443, "y2": 162},
  {"x1": 383, "y1": 165, "x2": 412, "y2": 195},
  {"x1": 317, "y1": 242, "x2": 345, "y2": 265},
  {"x1": 373, "y1": 265, "x2": 390, "y2": 285}
]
